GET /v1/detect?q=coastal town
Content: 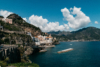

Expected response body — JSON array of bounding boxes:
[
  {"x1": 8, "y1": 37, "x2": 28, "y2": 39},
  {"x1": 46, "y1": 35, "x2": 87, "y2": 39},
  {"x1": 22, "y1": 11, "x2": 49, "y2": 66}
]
[
  {"x1": 0, "y1": 14, "x2": 60, "y2": 66},
  {"x1": 1, "y1": 0, "x2": 100, "y2": 67},
  {"x1": 0, "y1": 15, "x2": 58, "y2": 46}
]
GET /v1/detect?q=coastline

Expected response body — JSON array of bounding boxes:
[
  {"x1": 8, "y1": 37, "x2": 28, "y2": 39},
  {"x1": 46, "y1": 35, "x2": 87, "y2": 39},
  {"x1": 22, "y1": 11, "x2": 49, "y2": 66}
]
[
  {"x1": 60, "y1": 40, "x2": 100, "y2": 42},
  {"x1": 29, "y1": 41, "x2": 100, "y2": 67}
]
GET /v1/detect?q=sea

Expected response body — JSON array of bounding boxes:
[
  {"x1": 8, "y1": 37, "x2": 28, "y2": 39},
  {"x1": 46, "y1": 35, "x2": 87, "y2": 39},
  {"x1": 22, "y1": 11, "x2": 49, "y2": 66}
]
[{"x1": 29, "y1": 41, "x2": 100, "y2": 67}]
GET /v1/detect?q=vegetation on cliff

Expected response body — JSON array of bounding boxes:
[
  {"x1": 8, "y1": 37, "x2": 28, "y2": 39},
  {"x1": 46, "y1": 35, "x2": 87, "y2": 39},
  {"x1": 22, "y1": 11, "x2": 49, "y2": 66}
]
[
  {"x1": 0, "y1": 13, "x2": 60, "y2": 67},
  {"x1": 0, "y1": 20, "x2": 21, "y2": 31},
  {"x1": 0, "y1": 31, "x2": 33, "y2": 45},
  {"x1": 0, "y1": 13, "x2": 42, "y2": 45},
  {"x1": 0, "y1": 16, "x2": 4, "y2": 18},
  {"x1": 0, "y1": 13, "x2": 42, "y2": 36},
  {"x1": 7, "y1": 14, "x2": 42, "y2": 35},
  {"x1": 0, "y1": 13, "x2": 41, "y2": 66},
  {"x1": 0, "y1": 61, "x2": 7, "y2": 67},
  {"x1": 8, "y1": 62, "x2": 39, "y2": 67},
  {"x1": 0, "y1": 57, "x2": 9, "y2": 67}
]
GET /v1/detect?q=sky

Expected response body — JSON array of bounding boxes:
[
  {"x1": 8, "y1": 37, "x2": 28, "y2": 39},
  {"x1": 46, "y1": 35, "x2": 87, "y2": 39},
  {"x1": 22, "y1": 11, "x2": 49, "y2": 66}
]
[{"x1": 0, "y1": 0, "x2": 100, "y2": 32}]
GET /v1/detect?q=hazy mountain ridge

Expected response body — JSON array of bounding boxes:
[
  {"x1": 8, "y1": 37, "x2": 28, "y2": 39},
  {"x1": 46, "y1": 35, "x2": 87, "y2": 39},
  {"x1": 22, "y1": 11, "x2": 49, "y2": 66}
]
[
  {"x1": 48, "y1": 31, "x2": 71, "y2": 36},
  {"x1": 49, "y1": 27, "x2": 100, "y2": 41}
]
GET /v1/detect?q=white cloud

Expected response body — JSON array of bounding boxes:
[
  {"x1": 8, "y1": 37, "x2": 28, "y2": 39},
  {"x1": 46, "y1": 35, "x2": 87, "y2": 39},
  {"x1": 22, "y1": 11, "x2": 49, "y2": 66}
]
[
  {"x1": 70, "y1": 8, "x2": 73, "y2": 10},
  {"x1": 29, "y1": 15, "x2": 48, "y2": 28},
  {"x1": 43, "y1": 22, "x2": 66, "y2": 32},
  {"x1": 95, "y1": 21, "x2": 98, "y2": 24},
  {"x1": 61, "y1": 6, "x2": 91, "y2": 29},
  {"x1": 0, "y1": 10, "x2": 13, "y2": 18},
  {"x1": 23, "y1": 18, "x2": 27, "y2": 21},
  {"x1": 29, "y1": 15, "x2": 69, "y2": 32},
  {"x1": 64, "y1": 24, "x2": 69, "y2": 30}
]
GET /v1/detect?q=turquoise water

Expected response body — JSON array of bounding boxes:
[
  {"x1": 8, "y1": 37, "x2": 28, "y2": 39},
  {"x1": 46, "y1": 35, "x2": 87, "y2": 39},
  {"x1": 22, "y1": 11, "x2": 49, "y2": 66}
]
[{"x1": 29, "y1": 41, "x2": 100, "y2": 67}]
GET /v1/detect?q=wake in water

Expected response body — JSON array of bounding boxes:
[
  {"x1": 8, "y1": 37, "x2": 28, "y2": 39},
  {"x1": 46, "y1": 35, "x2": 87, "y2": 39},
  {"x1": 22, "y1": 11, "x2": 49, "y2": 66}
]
[{"x1": 70, "y1": 44, "x2": 72, "y2": 45}]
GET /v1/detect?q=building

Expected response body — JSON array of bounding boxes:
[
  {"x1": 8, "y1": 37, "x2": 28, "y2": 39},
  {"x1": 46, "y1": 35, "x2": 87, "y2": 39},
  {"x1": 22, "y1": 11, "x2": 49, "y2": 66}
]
[
  {"x1": 0, "y1": 26, "x2": 3, "y2": 31},
  {"x1": 0, "y1": 17, "x2": 12, "y2": 24},
  {"x1": 34, "y1": 34, "x2": 53, "y2": 45},
  {"x1": 2, "y1": 18, "x2": 12, "y2": 24},
  {"x1": 5, "y1": 18, "x2": 12, "y2": 24},
  {"x1": 45, "y1": 34, "x2": 53, "y2": 44},
  {"x1": 33, "y1": 37, "x2": 40, "y2": 46}
]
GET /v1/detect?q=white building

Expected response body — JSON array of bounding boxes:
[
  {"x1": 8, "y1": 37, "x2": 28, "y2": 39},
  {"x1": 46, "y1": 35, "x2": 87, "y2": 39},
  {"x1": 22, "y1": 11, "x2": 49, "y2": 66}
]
[
  {"x1": 35, "y1": 34, "x2": 53, "y2": 45},
  {"x1": 27, "y1": 31, "x2": 53, "y2": 46},
  {"x1": 33, "y1": 37, "x2": 40, "y2": 46}
]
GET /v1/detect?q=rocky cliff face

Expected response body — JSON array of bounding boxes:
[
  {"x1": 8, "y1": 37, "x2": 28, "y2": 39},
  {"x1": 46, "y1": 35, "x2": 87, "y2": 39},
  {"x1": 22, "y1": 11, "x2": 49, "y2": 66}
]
[
  {"x1": 0, "y1": 13, "x2": 47, "y2": 46},
  {"x1": 9, "y1": 48, "x2": 21, "y2": 63},
  {"x1": 0, "y1": 48, "x2": 21, "y2": 63},
  {"x1": 24, "y1": 46, "x2": 33, "y2": 55}
]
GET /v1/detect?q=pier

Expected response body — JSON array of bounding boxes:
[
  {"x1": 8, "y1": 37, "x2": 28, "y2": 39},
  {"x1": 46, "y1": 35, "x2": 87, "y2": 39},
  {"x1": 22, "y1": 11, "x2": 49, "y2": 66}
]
[
  {"x1": 38, "y1": 45, "x2": 55, "y2": 48},
  {"x1": 57, "y1": 48, "x2": 73, "y2": 53}
]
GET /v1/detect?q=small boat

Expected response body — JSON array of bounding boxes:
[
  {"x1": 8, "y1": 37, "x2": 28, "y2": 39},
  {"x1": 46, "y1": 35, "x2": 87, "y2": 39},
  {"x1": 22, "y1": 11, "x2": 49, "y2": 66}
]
[
  {"x1": 57, "y1": 48, "x2": 73, "y2": 53},
  {"x1": 70, "y1": 44, "x2": 72, "y2": 45}
]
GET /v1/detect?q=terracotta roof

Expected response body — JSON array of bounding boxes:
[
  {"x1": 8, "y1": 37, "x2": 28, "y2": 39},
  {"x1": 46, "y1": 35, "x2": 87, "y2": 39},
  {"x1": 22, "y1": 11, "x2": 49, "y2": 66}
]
[
  {"x1": 46, "y1": 37, "x2": 52, "y2": 38},
  {"x1": 34, "y1": 36, "x2": 38, "y2": 38}
]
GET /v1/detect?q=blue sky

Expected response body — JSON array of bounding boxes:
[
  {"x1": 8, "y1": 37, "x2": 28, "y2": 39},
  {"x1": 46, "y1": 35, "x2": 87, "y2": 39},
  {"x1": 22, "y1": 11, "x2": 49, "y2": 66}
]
[{"x1": 0, "y1": 0, "x2": 100, "y2": 32}]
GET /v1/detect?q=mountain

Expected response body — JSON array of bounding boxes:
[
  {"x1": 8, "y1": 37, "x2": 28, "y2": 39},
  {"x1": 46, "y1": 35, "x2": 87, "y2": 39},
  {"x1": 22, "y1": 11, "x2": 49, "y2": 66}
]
[
  {"x1": 48, "y1": 31, "x2": 71, "y2": 36},
  {"x1": 7, "y1": 13, "x2": 42, "y2": 36},
  {"x1": 0, "y1": 16, "x2": 4, "y2": 18},
  {"x1": 50, "y1": 27, "x2": 100, "y2": 41},
  {"x1": 7, "y1": 14, "x2": 23, "y2": 20},
  {"x1": 0, "y1": 13, "x2": 43, "y2": 44}
]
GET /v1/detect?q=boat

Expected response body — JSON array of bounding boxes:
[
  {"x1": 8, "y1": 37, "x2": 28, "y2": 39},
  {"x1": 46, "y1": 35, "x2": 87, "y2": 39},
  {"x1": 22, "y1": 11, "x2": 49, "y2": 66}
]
[{"x1": 70, "y1": 44, "x2": 72, "y2": 45}]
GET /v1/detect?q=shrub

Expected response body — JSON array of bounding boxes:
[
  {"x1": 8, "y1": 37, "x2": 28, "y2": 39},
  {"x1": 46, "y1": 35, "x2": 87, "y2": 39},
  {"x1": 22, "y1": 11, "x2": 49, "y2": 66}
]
[
  {"x1": 0, "y1": 61, "x2": 7, "y2": 67},
  {"x1": 8, "y1": 62, "x2": 39, "y2": 67}
]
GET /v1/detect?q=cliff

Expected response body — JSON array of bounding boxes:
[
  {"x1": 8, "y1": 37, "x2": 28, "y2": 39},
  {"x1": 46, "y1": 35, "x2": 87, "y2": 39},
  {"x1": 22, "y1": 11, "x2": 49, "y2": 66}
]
[
  {"x1": 7, "y1": 14, "x2": 42, "y2": 36},
  {"x1": 0, "y1": 13, "x2": 44, "y2": 45}
]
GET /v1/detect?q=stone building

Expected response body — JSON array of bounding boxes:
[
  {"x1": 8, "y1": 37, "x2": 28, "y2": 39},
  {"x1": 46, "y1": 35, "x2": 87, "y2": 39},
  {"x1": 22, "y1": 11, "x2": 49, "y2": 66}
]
[
  {"x1": 2, "y1": 18, "x2": 12, "y2": 24},
  {"x1": 0, "y1": 26, "x2": 3, "y2": 31},
  {"x1": 34, "y1": 34, "x2": 53, "y2": 45},
  {"x1": 0, "y1": 16, "x2": 12, "y2": 24},
  {"x1": 5, "y1": 18, "x2": 12, "y2": 24}
]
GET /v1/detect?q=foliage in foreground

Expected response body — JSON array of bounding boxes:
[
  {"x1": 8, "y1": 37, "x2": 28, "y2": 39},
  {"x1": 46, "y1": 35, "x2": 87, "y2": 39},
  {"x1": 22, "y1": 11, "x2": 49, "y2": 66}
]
[
  {"x1": 8, "y1": 62, "x2": 39, "y2": 67},
  {"x1": 0, "y1": 57, "x2": 9, "y2": 67},
  {"x1": 0, "y1": 61, "x2": 7, "y2": 67}
]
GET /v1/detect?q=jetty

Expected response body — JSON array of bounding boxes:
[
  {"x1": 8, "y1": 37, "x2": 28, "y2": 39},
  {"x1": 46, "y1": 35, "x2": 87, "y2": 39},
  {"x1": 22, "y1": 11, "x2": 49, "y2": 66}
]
[
  {"x1": 57, "y1": 48, "x2": 73, "y2": 53},
  {"x1": 38, "y1": 45, "x2": 55, "y2": 48},
  {"x1": 39, "y1": 49, "x2": 47, "y2": 52}
]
